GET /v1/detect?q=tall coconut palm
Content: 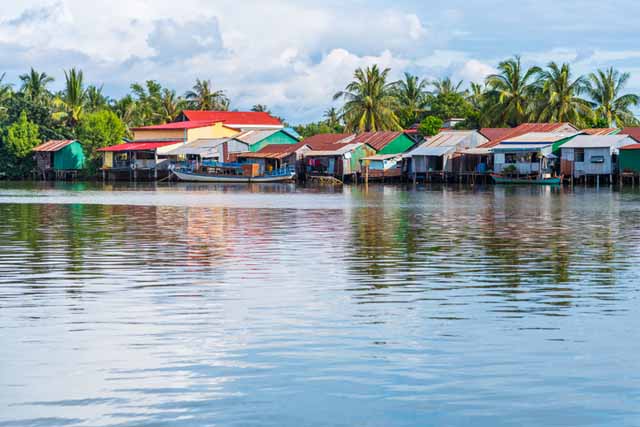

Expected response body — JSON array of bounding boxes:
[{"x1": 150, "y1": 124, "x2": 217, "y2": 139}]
[
  {"x1": 159, "y1": 88, "x2": 184, "y2": 123},
  {"x1": 19, "y1": 68, "x2": 54, "y2": 102},
  {"x1": 431, "y1": 77, "x2": 465, "y2": 96},
  {"x1": 111, "y1": 95, "x2": 137, "y2": 129},
  {"x1": 586, "y1": 67, "x2": 640, "y2": 127},
  {"x1": 85, "y1": 85, "x2": 109, "y2": 112},
  {"x1": 333, "y1": 65, "x2": 401, "y2": 132},
  {"x1": 54, "y1": 68, "x2": 87, "y2": 126},
  {"x1": 323, "y1": 107, "x2": 341, "y2": 128},
  {"x1": 393, "y1": 72, "x2": 431, "y2": 128},
  {"x1": 536, "y1": 62, "x2": 592, "y2": 125},
  {"x1": 485, "y1": 56, "x2": 541, "y2": 126},
  {"x1": 185, "y1": 79, "x2": 229, "y2": 111}
]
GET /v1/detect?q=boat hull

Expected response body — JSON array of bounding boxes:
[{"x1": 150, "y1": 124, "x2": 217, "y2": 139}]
[
  {"x1": 491, "y1": 174, "x2": 561, "y2": 185},
  {"x1": 172, "y1": 170, "x2": 296, "y2": 183}
]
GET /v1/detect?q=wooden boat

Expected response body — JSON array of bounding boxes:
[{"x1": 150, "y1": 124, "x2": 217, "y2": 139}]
[
  {"x1": 172, "y1": 162, "x2": 296, "y2": 183},
  {"x1": 491, "y1": 173, "x2": 561, "y2": 185},
  {"x1": 173, "y1": 169, "x2": 295, "y2": 183}
]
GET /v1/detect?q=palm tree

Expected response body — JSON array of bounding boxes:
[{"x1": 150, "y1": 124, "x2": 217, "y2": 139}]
[
  {"x1": 586, "y1": 68, "x2": 640, "y2": 127},
  {"x1": 323, "y1": 107, "x2": 341, "y2": 128},
  {"x1": 333, "y1": 65, "x2": 401, "y2": 132},
  {"x1": 393, "y1": 72, "x2": 430, "y2": 128},
  {"x1": 536, "y1": 62, "x2": 592, "y2": 125},
  {"x1": 185, "y1": 79, "x2": 229, "y2": 110},
  {"x1": 85, "y1": 85, "x2": 109, "y2": 112},
  {"x1": 159, "y1": 88, "x2": 184, "y2": 123},
  {"x1": 251, "y1": 104, "x2": 269, "y2": 112},
  {"x1": 54, "y1": 68, "x2": 87, "y2": 126},
  {"x1": 0, "y1": 73, "x2": 12, "y2": 116},
  {"x1": 19, "y1": 68, "x2": 53, "y2": 102},
  {"x1": 432, "y1": 77, "x2": 465, "y2": 96},
  {"x1": 485, "y1": 55, "x2": 541, "y2": 126},
  {"x1": 111, "y1": 95, "x2": 137, "y2": 128}
]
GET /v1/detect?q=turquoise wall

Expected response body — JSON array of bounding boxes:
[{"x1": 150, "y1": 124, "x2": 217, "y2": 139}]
[
  {"x1": 250, "y1": 131, "x2": 299, "y2": 152},
  {"x1": 53, "y1": 141, "x2": 85, "y2": 170}
]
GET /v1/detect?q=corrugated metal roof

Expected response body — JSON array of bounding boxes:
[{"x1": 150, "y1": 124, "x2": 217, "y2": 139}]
[
  {"x1": 424, "y1": 131, "x2": 485, "y2": 147},
  {"x1": 182, "y1": 110, "x2": 283, "y2": 126},
  {"x1": 620, "y1": 143, "x2": 640, "y2": 150},
  {"x1": 479, "y1": 128, "x2": 511, "y2": 141},
  {"x1": 406, "y1": 145, "x2": 456, "y2": 157},
  {"x1": 501, "y1": 132, "x2": 578, "y2": 144},
  {"x1": 351, "y1": 132, "x2": 403, "y2": 151},
  {"x1": 165, "y1": 138, "x2": 230, "y2": 156},
  {"x1": 131, "y1": 120, "x2": 215, "y2": 131},
  {"x1": 491, "y1": 143, "x2": 554, "y2": 151},
  {"x1": 479, "y1": 122, "x2": 579, "y2": 148},
  {"x1": 304, "y1": 143, "x2": 362, "y2": 156},
  {"x1": 582, "y1": 128, "x2": 619, "y2": 135},
  {"x1": 302, "y1": 133, "x2": 355, "y2": 148},
  {"x1": 32, "y1": 140, "x2": 77, "y2": 152},
  {"x1": 621, "y1": 127, "x2": 640, "y2": 141},
  {"x1": 362, "y1": 154, "x2": 402, "y2": 161},
  {"x1": 561, "y1": 135, "x2": 634, "y2": 149},
  {"x1": 238, "y1": 142, "x2": 310, "y2": 159},
  {"x1": 233, "y1": 129, "x2": 280, "y2": 145},
  {"x1": 98, "y1": 141, "x2": 183, "y2": 152}
]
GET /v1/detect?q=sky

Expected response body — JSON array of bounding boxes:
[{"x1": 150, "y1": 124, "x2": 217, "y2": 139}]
[{"x1": 2, "y1": 0, "x2": 640, "y2": 124}]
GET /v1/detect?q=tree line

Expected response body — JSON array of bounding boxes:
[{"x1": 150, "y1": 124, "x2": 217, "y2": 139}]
[{"x1": 319, "y1": 55, "x2": 638, "y2": 137}]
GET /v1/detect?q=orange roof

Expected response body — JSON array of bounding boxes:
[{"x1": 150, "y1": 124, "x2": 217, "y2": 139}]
[
  {"x1": 582, "y1": 128, "x2": 618, "y2": 135},
  {"x1": 621, "y1": 128, "x2": 640, "y2": 141},
  {"x1": 302, "y1": 133, "x2": 354, "y2": 148},
  {"x1": 479, "y1": 123, "x2": 578, "y2": 148},
  {"x1": 182, "y1": 110, "x2": 282, "y2": 126},
  {"x1": 32, "y1": 140, "x2": 78, "y2": 152},
  {"x1": 238, "y1": 142, "x2": 309, "y2": 159},
  {"x1": 479, "y1": 128, "x2": 511, "y2": 141},
  {"x1": 351, "y1": 132, "x2": 403, "y2": 151},
  {"x1": 620, "y1": 143, "x2": 640, "y2": 150}
]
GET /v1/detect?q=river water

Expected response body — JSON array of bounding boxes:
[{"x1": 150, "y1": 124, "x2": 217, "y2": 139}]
[{"x1": 0, "y1": 182, "x2": 639, "y2": 426}]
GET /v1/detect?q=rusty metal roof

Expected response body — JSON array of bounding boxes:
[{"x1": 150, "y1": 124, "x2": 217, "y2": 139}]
[
  {"x1": 479, "y1": 123, "x2": 579, "y2": 148},
  {"x1": 582, "y1": 128, "x2": 619, "y2": 136},
  {"x1": 32, "y1": 140, "x2": 78, "y2": 152},
  {"x1": 479, "y1": 128, "x2": 511, "y2": 141},
  {"x1": 351, "y1": 132, "x2": 403, "y2": 151},
  {"x1": 302, "y1": 133, "x2": 355, "y2": 148},
  {"x1": 238, "y1": 142, "x2": 310, "y2": 159}
]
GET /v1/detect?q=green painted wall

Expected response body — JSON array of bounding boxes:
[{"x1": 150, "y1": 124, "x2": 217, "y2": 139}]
[
  {"x1": 619, "y1": 150, "x2": 640, "y2": 173},
  {"x1": 378, "y1": 134, "x2": 415, "y2": 155},
  {"x1": 250, "y1": 130, "x2": 299, "y2": 152},
  {"x1": 350, "y1": 144, "x2": 377, "y2": 172},
  {"x1": 53, "y1": 141, "x2": 86, "y2": 170}
]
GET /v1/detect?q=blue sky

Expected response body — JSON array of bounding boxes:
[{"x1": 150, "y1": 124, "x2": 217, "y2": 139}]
[{"x1": 2, "y1": 0, "x2": 640, "y2": 124}]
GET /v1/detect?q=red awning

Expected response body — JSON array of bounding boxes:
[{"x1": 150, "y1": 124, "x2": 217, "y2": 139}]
[{"x1": 98, "y1": 141, "x2": 182, "y2": 152}]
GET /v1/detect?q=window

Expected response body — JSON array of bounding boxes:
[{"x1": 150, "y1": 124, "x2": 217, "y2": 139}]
[
  {"x1": 505, "y1": 153, "x2": 517, "y2": 164},
  {"x1": 575, "y1": 148, "x2": 585, "y2": 162}
]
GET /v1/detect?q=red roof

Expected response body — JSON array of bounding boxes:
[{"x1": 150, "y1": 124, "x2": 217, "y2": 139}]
[
  {"x1": 479, "y1": 123, "x2": 578, "y2": 148},
  {"x1": 33, "y1": 140, "x2": 77, "y2": 152},
  {"x1": 302, "y1": 133, "x2": 354, "y2": 148},
  {"x1": 182, "y1": 110, "x2": 282, "y2": 126},
  {"x1": 621, "y1": 128, "x2": 640, "y2": 141},
  {"x1": 131, "y1": 120, "x2": 215, "y2": 131},
  {"x1": 479, "y1": 128, "x2": 511, "y2": 141},
  {"x1": 351, "y1": 132, "x2": 403, "y2": 151},
  {"x1": 98, "y1": 141, "x2": 182, "y2": 152},
  {"x1": 620, "y1": 143, "x2": 640, "y2": 150}
]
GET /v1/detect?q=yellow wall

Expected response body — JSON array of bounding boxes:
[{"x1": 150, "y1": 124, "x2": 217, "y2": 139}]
[
  {"x1": 103, "y1": 152, "x2": 113, "y2": 168},
  {"x1": 132, "y1": 129, "x2": 185, "y2": 140},
  {"x1": 133, "y1": 123, "x2": 239, "y2": 142}
]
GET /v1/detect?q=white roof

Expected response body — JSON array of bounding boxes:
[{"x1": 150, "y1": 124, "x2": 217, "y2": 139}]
[
  {"x1": 424, "y1": 130, "x2": 486, "y2": 147},
  {"x1": 503, "y1": 132, "x2": 578, "y2": 143},
  {"x1": 165, "y1": 138, "x2": 229, "y2": 156},
  {"x1": 406, "y1": 145, "x2": 456, "y2": 157},
  {"x1": 561, "y1": 134, "x2": 635, "y2": 149}
]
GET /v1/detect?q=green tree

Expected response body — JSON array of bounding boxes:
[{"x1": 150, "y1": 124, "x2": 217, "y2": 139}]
[
  {"x1": 333, "y1": 65, "x2": 401, "y2": 132},
  {"x1": 4, "y1": 110, "x2": 40, "y2": 158},
  {"x1": 0, "y1": 73, "x2": 13, "y2": 118},
  {"x1": 76, "y1": 110, "x2": 126, "y2": 173},
  {"x1": 54, "y1": 68, "x2": 87, "y2": 126},
  {"x1": 85, "y1": 85, "x2": 109, "y2": 112},
  {"x1": 19, "y1": 68, "x2": 54, "y2": 103},
  {"x1": 485, "y1": 56, "x2": 541, "y2": 126},
  {"x1": 428, "y1": 92, "x2": 474, "y2": 121},
  {"x1": 251, "y1": 104, "x2": 270, "y2": 112},
  {"x1": 393, "y1": 72, "x2": 431, "y2": 128},
  {"x1": 185, "y1": 79, "x2": 229, "y2": 110},
  {"x1": 418, "y1": 116, "x2": 443, "y2": 138},
  {"x1": 295, "y1": 121, "x2": 337, "y2": 138},
  {"x1": 586, "y1": 67, "x2": 640, "y2": 127},
  {"x1": 432, "y1": 77, "x2": 466, "y2": 96},
  {"x1": 536, "y1": 62, "x2": 592, "y2": 125},
  {"x1": 159, "y1": 88, "x2": 184, "y2": 123}
]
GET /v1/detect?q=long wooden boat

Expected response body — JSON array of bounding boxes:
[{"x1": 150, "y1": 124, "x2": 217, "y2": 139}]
[
  {"x1": 172, "y1": 169, "x2": 296, "y2": 183},
  {"x1": 491, "y1": 173, "x2": 561, "y2": 185}
]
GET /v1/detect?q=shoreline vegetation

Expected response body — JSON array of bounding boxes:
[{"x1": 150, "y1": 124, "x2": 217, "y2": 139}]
[{"x1": 0, "y1": 55, "x2": 638, "y2": 180}]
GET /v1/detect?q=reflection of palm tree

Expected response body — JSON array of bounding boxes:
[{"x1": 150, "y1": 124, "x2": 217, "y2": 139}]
[
  {"x1": 333, "y1": 65, "x2": 401, "y2": 132},
  {"x1": 185, "y1": 79, "x2": 229, "y2": 110},
  {"x1": 586, "y1": 68, "x2": 640, "y2": 127}
]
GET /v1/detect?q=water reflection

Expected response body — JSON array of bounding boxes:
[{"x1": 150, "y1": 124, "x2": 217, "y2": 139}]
[{"x1": 0, "y1": 183, "x2": 639, "y2": 426}]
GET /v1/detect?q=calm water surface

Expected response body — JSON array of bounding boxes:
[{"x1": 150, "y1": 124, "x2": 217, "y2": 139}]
[{"x1": 0, "y1": 182, "x2": 639, "y2": 426}]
